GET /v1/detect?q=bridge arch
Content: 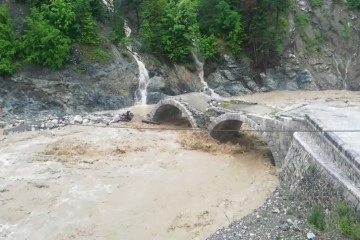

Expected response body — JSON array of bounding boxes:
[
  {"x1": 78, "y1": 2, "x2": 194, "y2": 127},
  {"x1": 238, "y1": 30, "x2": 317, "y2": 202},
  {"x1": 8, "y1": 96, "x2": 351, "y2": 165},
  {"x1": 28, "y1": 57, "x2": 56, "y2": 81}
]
[
  {"x1": 150, "y1": 98, "x2": 198, "y2": 128},
  {"x1": 208, "y1": 113, "x2": 281, "y2": 167}
]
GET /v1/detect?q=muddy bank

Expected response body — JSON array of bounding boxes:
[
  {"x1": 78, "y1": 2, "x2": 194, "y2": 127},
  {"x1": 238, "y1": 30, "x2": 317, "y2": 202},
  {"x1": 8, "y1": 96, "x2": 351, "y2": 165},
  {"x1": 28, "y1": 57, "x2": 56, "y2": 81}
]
[{"x1": 0, "y1": 124, "x2": 277, "y2": 240}]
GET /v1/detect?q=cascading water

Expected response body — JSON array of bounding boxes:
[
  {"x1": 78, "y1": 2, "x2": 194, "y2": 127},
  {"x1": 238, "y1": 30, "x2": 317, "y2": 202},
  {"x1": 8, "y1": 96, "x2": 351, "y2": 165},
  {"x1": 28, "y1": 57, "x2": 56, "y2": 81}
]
[
  {"x1": 124, "y1": 22, "x2": 150, "y2": 105},
  {"x1": 192, "y1": 52, "x2": 220, "y2": 99},
  {"x1": 333, "y1": 51, "x2": 358, "y2": 90}
]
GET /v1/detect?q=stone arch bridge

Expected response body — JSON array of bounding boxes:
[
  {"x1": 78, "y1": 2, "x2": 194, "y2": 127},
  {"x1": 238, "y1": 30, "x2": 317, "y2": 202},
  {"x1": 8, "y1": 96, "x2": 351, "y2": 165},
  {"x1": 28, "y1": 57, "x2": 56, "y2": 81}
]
[
  {"x1": 150, "y1": 93, "x2": 360, "y2": 215},
  {"x1": 150, "y1": 94, "x2": 302, "y2": 167}
]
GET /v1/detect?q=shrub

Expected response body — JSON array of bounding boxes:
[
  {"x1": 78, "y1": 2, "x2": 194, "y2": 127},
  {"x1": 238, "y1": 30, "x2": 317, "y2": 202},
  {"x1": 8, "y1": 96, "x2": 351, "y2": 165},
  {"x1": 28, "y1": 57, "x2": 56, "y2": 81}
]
[
  {"x1": 309, "y1": 0, "x2": 323, "y2": 8},
  {"x1": 199, "y1": 35, "x2": 218, "y2": 60},
  {"x1": 308, "y1": 205, "x2": 326, "y2": 231},
  {"x1": 21, "y1": 10, "x2": 70, "y2": 68},
  {"x1": 40, "y1": 0, "x2": 75, "y2": 34},
  {"x1": 335, "y1": 203, "x2": 360, "y2": 239}
]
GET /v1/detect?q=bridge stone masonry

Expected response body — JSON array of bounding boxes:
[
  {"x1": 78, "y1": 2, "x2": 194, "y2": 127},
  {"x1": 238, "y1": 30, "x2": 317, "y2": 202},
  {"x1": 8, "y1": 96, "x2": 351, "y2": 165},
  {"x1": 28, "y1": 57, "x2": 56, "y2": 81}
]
[{"x1": 150, "y1": 93, "x2": 360, "y2": 215}]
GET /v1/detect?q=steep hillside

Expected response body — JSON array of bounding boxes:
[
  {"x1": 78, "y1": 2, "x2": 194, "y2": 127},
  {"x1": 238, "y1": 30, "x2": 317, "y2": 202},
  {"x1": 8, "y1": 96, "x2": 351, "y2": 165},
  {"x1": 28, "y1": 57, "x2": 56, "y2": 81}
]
[
  {"x1": 0, "y1": 0, "x2": 359, "y2": 121},
  {"x1": 259, "y1": 0, "x2": 360, "y2": 91}
]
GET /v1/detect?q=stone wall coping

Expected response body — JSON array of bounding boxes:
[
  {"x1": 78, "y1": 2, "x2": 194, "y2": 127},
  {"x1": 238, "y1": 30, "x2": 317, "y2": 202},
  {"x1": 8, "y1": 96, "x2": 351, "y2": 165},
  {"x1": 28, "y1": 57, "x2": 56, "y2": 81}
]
[
  {"x1": 293, "y1": 132, "x2": 360, "y2": 208},
  {"x1": 305, "y1": 114, "x2": 360, "y2": 171}
]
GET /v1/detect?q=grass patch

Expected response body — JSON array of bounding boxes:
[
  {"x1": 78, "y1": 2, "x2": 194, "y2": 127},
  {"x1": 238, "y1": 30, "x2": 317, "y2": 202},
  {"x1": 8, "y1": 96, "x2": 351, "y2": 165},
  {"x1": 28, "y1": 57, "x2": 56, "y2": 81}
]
[
  {"x1": 339, "y1": 20, "x2": 351, "y2": 40},
  {"x1": 335, "y1": 203, "x2": 360, "y2": 239},
  {"x1": 72, "y1": 44, "x2": 113, "y2": 64},
  {"x1": 295, "y1": 13, "x2": 322, "y2": 54},
  {"x1": 309, "y1": 163, "x2": 317, "y2": 173},
  {"x1": 307, "y1": 203, "x2": 360, "y2": 239},
  {"x1": 308, "y1": 205, "x2": 326, "y2": 231},
  {"x1": 94, "y1": 49, "x2": 111, "y2": 60},
  {"x1": 302, "y1": 33, "x2": 322, "y2": 54},
  {"x1": 270, "y1": 107, "x2": 280, "y2": 116},
  {"x1": 221, "y1": 100, "x2": 231, "y2": 107},
  {"x1": 295, "y1": 13, "x2": 309, "y2": 32}
]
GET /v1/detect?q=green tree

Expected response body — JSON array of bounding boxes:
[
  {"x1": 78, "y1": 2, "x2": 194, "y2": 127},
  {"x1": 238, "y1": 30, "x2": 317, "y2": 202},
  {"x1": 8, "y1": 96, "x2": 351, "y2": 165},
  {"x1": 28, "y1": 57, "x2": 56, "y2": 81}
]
[
  {"x1": 89, "y1": 0, "x2": 106, "y2": 22},
  {"x1": 348, "y1": 0, "x2": 360, "y2": 9},
  {"x1": 110, "y1": 0, "x2": 126, "y2": 43},
  {"x1": 21, "y1": 9, "x2": 70, "y2": 68},
  {"x1": 139, "y1": 0, "x2": 166, "y2": 54},
  {"x1": 199, "y1": 0, "x2": 243, "y2": 55},
  {"x1": 245, "y1": 0, "x2": 290, "y2": 66},
  {"x1": 69, "y1": 0, "x2": 99, "y2": 44},
  {"x1": 0, "y1": 5, "x2": 17, "y2": 75},
  {"x1": 161, "y1": 0, "x2": 200, "y2": 63},
  {"x1": 199, "y1": 34, "x2": 218, "y2": 59},
  {"x1": 40, "y1": 0, "x2": 75, "y2": 34},
  {"x1": 213, "y1": 1, "x2": 243, "y2": 54}
]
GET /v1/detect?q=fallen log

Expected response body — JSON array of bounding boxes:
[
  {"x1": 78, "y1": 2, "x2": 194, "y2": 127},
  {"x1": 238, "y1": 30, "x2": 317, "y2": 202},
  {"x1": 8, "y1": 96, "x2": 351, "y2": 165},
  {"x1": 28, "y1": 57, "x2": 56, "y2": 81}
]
[{"x1": 142, "y1": 119, "x2": 160, "y2": 125}]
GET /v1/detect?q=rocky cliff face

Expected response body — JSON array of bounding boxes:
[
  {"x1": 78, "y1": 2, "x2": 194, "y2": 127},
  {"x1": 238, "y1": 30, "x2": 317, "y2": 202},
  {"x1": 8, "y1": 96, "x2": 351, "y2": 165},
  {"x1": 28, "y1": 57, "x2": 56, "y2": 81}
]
[
  {"x1": 260, "y1": 0, "x2": 360, "y2": 91},
  {"x1": 1, "y1": 0, "x2": 359, "y2": 120},
  {"x1": 0, "y1": 45, "x2": 138, "y2": 121},
  {"x1": 199, "y1": 0, "x2": 360, "y2": 95},
  {"x1": 0, "y1": 42, "x2": 203, "y2": 120}
]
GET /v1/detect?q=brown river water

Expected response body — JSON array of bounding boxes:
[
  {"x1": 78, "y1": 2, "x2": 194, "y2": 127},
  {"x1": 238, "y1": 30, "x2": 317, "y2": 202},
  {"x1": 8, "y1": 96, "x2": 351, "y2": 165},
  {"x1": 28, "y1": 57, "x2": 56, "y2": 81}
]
[
  {"x1": 2, "y1": 90, "x2": 360, "y2": 239},
  {"x1": 0, "y1": 106, "x2": 278, "y2": 240}
]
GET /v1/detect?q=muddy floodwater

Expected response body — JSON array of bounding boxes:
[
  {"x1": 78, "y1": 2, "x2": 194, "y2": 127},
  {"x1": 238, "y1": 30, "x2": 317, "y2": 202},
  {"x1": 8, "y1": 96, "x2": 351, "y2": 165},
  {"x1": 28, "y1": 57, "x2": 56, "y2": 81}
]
[{"x1": 0, "y1": 123, "x2": 278, "y2": 240}]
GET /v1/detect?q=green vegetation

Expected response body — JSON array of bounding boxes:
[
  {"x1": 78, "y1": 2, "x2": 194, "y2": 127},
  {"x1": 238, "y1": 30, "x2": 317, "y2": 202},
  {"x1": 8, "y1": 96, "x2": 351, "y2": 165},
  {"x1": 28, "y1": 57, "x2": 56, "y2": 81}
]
[
  {"x1": 0, "y1": 0, "x2": 105, "y2": 74},
  {"x1": 94, "y1": 49, "x2": 112, "y2": 60},
  {"x1": 136, "y1": 0, "x2": 290, "y2": 65},
  {"x1": 295, "y1": 12, "x2": 322, "y2": 54},
  {"x1": 348, "y1": 0, "x2": 360, "y2": 9},
  {"x1": 199, "y1": 0, "x2": 243, "y2": 56},
  {"x1": 340, "y1": 20, "x2": 351, "y2": 40},
  {"x1": 309, "y1": 0, "x2": 323, "y2": 8},
  {"x1": 308, "y1": 205, "x2": 326, "y2": 231},
  {"x1": 309, "y1": 163, "x2": 317, "y2": 173},
  {"x1": 221, "y1": 100, "x2": 231, "y2": 107},
  {"x1": 270, "y1": 107, "x2": 280, "y2": 116},
  {"x1": 2, "y1": 0, "x2": 293, "y2": 74},
  {"x1": 0, "y1": 5, "x2": 17, "y2": 75},
  {"x1": 307, "y1": 202, "x2": 360, "y2": 239},
  {"x1": 335, "y1": 203, "x2": 360, "y2": 239},
  {"x1": 244, "y1": 0, "x2": 291, "y2": 66},
  {"x1": 110, "y1": 0, "x2": 126, "y2": 44},
  {"x1": 295, "y1": 13, "x2": 309, "y2": 32},
  {"x1": 21, "y1": 10, "x2": 71, "y2": 68}
]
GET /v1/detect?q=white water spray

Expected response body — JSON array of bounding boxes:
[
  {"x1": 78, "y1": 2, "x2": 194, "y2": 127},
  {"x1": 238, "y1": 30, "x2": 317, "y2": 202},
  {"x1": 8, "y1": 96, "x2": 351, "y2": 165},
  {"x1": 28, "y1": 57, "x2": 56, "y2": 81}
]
[
  {"x1": 192, "y1": 52, "x2": 220, "y2": 98},
  {"x1": 333, "y1": 51, "x2": 358, "y2": 90},
  {"x1": 124, "y1": 22, "x2": 150, "y2": 105}
]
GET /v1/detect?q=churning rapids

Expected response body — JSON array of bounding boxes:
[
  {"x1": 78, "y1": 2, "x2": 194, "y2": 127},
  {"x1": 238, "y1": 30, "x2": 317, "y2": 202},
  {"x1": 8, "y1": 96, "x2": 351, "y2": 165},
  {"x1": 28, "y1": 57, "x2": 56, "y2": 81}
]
[{"x1": 0, "y1": 105, "x2": 278, "y2": 240}]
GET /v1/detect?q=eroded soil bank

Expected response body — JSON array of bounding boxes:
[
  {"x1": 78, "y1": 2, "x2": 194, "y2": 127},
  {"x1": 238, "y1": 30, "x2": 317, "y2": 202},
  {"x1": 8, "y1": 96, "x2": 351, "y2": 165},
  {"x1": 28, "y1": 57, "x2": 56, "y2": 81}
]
[{"x1": 0, "y1": 123, "x2": 277, "y2": 240}]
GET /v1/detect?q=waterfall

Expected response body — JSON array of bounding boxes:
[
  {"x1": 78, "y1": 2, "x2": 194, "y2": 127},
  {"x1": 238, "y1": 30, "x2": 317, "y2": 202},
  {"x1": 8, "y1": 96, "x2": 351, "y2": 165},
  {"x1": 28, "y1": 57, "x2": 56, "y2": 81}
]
[
  {"x1": 124, "y1": 22, "x2": 150, "y2": 105},
  {"x1": 192, "y1": 52, "x2": 220, "y2": 98},
  {"x1": 333, "y1": 52, "x2": 357, "y2": 90}
]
